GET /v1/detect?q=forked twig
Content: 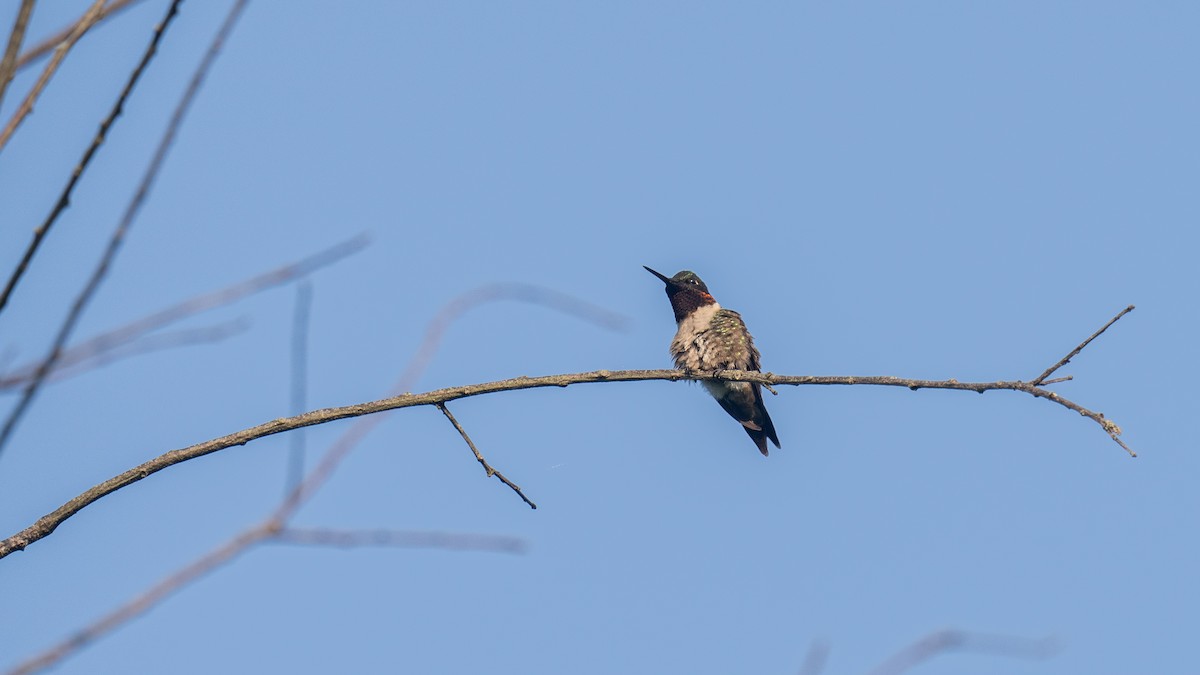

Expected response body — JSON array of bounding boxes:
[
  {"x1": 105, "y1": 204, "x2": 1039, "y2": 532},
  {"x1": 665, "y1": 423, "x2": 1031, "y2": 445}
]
[
  {"x1": 1031, "y1": 305, "x2": 1134, "y2": 386},
  {"x1": 14, "y1": 0, "x2": 147, "y2": 71},
  {"x1": 0, "y1": 0, "x2": 106, "y2": 152},
  {"x1": 437, "y1": 403, "x2": 537, "y2": 509}
]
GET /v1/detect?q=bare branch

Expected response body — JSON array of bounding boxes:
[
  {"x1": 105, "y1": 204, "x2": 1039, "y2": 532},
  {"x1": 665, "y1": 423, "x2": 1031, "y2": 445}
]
[
  {"x1": 1, "y1": 300, "x2": 1139, "y2": 558},
  {"x1": 1031, "y1": 304, "x2": 1134, "y2": 386},
  {"x1": 438, "y1": 403, "x2": 537, "y2": 509},
  {"x1": 865, "y1": 629, "x2": 1058, "y2": 675},
  {"x1": 0, "y1": 0, "x2": 105, "y2": 152},
  {"x1": 271, "y1": 527, "x2": 526, "y2": 554},
  {"x1": 0, "y1": 0, "x2": 36, "y2": 111},
  {"x1": 0, "y1": 0, "x2": 247, "y2": 459},
  {"x1": 14, "y1": 0, "x2": 146, "y2": 71},
  {"x1": 0, "y1": 359, "x2": 1139, "y2": 560},
  {"x1": 2, "y1": 301, "x2": 1126, "y2": 672},
  {"x1": 0, "y1": 0, "x2": 183, "y2": 317}
]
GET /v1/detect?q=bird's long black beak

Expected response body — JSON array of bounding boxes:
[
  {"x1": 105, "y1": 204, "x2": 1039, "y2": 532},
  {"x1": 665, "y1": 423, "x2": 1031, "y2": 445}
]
[{"x1": 643, "y1": 266, "x2": 672, "y2": 285}]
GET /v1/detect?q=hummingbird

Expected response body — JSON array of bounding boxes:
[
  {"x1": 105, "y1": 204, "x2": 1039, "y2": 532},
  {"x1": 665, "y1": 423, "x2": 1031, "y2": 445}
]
[{"x1": 644, "y1": 266, "x2": 781, "y2": 456}]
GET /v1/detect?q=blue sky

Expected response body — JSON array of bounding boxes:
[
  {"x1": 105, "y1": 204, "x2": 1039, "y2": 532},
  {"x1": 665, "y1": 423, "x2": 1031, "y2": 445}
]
[{"x1": 1, "y1": 2, "x2": 1196, "y2": 673}]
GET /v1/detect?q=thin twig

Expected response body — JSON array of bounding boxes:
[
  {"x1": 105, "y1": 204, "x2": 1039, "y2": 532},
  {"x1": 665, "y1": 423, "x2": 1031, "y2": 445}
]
[
  {"x1": 14, "y1": 0, "x2": 145, "y2": 71},
  {"x1": 1039, "y1": 375, "x2": 1073, "y2": 386},
  {"x1": 22, "y1": 319, "x2": 251, "y2": 385},
  {"x1": 0, "y1": 0, "x2": 242, "y2": 460},
  {"x1": 285, "y1": 282, "x2": 313, "y2": 496},
  {"x1": 864, "y1": 629, "x2": 1058, "y2": 675},
  {"x1": 437, "y1": 403, "x2": 537, "y2": 509},
  {"x1": 0, "y1": 236, "x2": 367, "y2": 391},
  {"x1": 0, "y1": 0, "x2": 182, "y2": 317},
  {"x1": 1030, "y1": 305, "x2": 1135, "y2": 386},
  {"x1": 271, "y1": 527, "x2": 526, "y2": 554},
  {"x1": 0, "y1": 0, "x2": 37, "y2": 111},
  {"x1": 0, "y1": 0, "x2": 105, "y2": 152},
  {"x1": 0, "y1": 318, "x2": 251, "y2": 389}
]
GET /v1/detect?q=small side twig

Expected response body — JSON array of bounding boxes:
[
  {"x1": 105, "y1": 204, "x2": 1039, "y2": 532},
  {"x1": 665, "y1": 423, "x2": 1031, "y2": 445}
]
[
  {"x1": 1038, "y1": 375, "x2": 1073, "y2": 386},
  {"x1": 437, "y1": 403, "x2": 537, "y2": 510},
  {"x1": 1030, "y1": 305, "x2": 1134, "y2": 386}
]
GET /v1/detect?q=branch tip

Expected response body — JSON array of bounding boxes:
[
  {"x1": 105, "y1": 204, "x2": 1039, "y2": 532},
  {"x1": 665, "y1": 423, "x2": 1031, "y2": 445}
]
[{"x1": 1031, "y1": 305, "x2": 1136, "y2": 386}]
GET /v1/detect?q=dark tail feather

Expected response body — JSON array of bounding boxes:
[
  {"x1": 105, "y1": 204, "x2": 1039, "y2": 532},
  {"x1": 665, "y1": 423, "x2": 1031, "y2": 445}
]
[
  {"x1": 753, "y1": 385, "x2": 781, "y2": 455},
  {"x1": 745, "y1": 427, "x2": 771, "y2": 456},
  {"x1": 715, "y1": 383, "x2": 782, "y2": 457}
]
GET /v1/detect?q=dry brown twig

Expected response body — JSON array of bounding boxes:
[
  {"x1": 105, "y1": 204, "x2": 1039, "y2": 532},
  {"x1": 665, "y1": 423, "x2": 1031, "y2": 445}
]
[
  {"x1": 438, "y1": 402, "x2": 537, "y2": 509},
  {"x1": 0, "y1": 0, "x2": 36, "y2": 111},
  {"x1": 14, "y1": 0, "x2": 147, "y2": 71}
]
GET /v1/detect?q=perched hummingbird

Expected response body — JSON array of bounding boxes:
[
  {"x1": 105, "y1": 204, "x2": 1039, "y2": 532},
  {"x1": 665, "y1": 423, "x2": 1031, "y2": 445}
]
[{"x1": 644, "y1": 266, "x2": 781, "y2": 456}]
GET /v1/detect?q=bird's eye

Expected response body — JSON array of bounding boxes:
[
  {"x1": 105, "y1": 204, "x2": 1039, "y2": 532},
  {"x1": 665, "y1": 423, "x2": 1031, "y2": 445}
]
[{"x1": 688, "y1": 279, "x2": 698, "y2": 285}]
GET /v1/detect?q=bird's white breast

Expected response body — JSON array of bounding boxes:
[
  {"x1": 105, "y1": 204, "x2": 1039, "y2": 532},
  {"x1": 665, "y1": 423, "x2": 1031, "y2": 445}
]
[{"x1": 670, "y1": 302, "x2": 721, "y2": 371}]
